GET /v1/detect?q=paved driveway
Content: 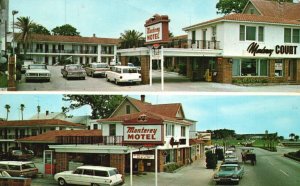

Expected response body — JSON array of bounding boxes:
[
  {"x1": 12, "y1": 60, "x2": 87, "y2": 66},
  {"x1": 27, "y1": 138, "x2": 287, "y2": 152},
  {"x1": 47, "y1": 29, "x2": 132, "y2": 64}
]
[{"x1": 16, "y1": 66, "x2": 300, "y2": 92}]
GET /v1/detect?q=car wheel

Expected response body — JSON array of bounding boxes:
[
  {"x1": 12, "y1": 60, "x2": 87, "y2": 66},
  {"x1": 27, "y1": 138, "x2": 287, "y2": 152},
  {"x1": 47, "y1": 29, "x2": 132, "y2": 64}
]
[
  {"x1": 106, "y1": 77, "x2": 110, "y2": 82},
  {"x1": 58, "y1": 178, "x2": 67, "y2": 186},
  {"x1": 91, "y1": 183, "x2": 99, "y2": 186}
]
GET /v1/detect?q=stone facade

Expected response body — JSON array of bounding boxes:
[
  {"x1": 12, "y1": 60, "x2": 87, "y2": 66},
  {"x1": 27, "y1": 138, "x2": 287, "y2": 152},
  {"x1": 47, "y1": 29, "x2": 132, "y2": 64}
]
[{"x1": 55, "y1": 152, "x2": 69, "y2": 173}]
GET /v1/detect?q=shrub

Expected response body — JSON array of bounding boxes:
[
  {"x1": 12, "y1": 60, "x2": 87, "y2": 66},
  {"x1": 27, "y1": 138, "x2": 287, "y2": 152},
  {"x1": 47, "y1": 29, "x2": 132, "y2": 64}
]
[
  {"x1": 178, "y1": 63, "x2": 187, "y2": 75},
  {"x1": 163, "y1": 162, "x2": 181, "y2": 173},
  {"x1": 205, "y1": 150, "x2": 217, "y2": 169}
]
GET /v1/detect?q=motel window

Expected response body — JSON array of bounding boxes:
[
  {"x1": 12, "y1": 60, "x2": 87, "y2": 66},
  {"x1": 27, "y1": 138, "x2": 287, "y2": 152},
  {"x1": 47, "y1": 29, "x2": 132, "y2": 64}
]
[
  {"x1": 240, "y1": 25, "x2": 245, "y2": 41},
  {"x1": 31, "y1": 129, "x2": 38, "y2": 136},
  {"x1": 275, "y1": 60, "x2": 284, "y2": 77},
  {"x1": 109, "y1": 124, "x2": 116, "y2": 136},
  {"x1": 258, "y1": 26, "x2": 264, "y2": 42},
  {"x1": 126, "y1": 105, "x2": 130, "y2": 114},
  {"x1": 232, "y1": 59, "x2": 268, "y2": 77},
  {"x1": 284, "y1": 28, "x2": 292, "y2": 43},
  {"x1": 93, "y1": 124, "x2": 98, "y2": 130},
  {"x1": 293, "y1": 29, "x2": 300, "y2": 43},
  {"x1": 181, "y1": 126, "x2": 186, "y2": 137},
  {"x1": 246, "y1": 26, "x2": 256, "y2": 41},
  {"x1": 166, "y1": 124, "x2": 174, "y2": 136}
]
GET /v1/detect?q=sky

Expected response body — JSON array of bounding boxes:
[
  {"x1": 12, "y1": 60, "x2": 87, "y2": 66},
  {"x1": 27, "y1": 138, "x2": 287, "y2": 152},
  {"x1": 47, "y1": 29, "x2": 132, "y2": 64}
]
[
  {"x1": 0, "y1": 94, "x2": 299, "y2": 138},
  {"x1": 9, "y1": 0, "x2": 219, "y2": 38}
]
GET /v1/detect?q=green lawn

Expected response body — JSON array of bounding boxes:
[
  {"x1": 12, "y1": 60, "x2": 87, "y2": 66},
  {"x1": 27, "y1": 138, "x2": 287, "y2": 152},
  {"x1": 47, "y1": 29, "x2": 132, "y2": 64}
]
[
  {"x1": 212, "y1": 139, "x2": 278, "y2": 148},
  {"x1": 0, "y1": 73, "x2": 8, "y2": 88}
]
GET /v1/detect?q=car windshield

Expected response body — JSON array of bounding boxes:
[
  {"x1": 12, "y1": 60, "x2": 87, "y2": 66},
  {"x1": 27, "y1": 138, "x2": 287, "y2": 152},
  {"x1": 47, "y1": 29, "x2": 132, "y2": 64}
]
[
  {"x1": 67, "y1": 65, "x2": 81, "y2": 70},
  {"x1": 29, "y1": 65, "x2": 46, "y2": 69},
  {"x1": 109, "y1": 169, "x2": 118, "y2": 176},
  {"x1": 21, "y1": 163, "x2": 35, "y2": 170},
  {"x1": 95, "y1": 64, "x2": 108, "y2": 68},
  {"x1": 123, "y1": 68, "x2": 137, "y2": 73},
  {"x1": 220, "y1": 166, "x2": 238, "y2": 171}
]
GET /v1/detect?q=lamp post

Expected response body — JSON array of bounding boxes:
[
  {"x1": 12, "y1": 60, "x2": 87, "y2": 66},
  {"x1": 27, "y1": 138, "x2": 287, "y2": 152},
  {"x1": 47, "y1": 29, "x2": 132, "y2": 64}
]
[{"x1": 12, "y1": 10, "x2": 18, "y2": 55}]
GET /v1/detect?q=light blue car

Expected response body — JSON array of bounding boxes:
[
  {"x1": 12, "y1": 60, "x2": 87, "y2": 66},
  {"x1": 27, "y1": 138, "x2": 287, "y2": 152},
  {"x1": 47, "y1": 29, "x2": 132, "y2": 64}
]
[{"x1": 213, "y1": 164, "x2": 244, "y2": 185}]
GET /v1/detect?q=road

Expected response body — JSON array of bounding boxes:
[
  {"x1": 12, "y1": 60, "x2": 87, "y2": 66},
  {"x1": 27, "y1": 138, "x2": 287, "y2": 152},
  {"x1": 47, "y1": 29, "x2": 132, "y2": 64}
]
[
  {"x1": 16, "y1": 66, "x2": 300, "y2": 92},
  {"x1": 31, "y1": 146, "x2": 300, "y2": 186}
]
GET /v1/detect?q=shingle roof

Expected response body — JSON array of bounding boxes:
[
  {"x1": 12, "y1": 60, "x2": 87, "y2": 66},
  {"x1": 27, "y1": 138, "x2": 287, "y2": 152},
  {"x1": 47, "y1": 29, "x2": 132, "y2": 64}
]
[
  {"x1": 249, "y1": 0, "x2": 300, "y2": 21},
  {"x1": 0, "y1": 119, "x2": 85, "y2": 128},
  {"x1": 183, "y1": 13, "x2": 300, "y2": 31},
  {"x1": 16, "y1": 130, "x2": 102, "y2": 143},
  {"x1": 15, "y1": 33, "x2": 120, "y2": 45},
  {"x1": 99, "y1": 111, "x2": 191, "y2": 126}
]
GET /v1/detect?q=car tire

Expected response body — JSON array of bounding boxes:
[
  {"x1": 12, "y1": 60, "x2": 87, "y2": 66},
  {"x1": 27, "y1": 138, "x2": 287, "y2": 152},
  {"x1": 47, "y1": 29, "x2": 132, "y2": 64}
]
[
  {"x1": 91, "y1": 183, "x2": 99, "y2": 186},
  {"x1": 106, "y1": 77, "x2": 110, "y2": 82},
  {"x1": 58, "y1": 178, "x2": 67, "y2": 186}
]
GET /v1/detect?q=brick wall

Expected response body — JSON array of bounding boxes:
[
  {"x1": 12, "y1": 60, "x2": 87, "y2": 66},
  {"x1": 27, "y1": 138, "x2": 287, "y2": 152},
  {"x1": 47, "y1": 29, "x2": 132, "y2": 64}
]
[
  {"x1": 110, "y1": 154, "x2": 125, "y2": 175},
  {"x1": 140, "y1": 55, "x2": 150, "y2": 84},
  {"x1": 216, "y1": 58, "x2": 232, "y2": 83},
  {"x1": 55, "y1": 152, "x2": 69, "y2": 173},
  {"x1": 120, "y1": 56, "x2": 127, "y2": 65}
]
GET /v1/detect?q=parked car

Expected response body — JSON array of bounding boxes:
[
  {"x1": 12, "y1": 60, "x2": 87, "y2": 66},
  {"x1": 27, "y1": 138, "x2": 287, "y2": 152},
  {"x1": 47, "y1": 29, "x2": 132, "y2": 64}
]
[
  {"x1": 61, "y1": 64, "x2": 86, "y2": 80},
  {"x1": 85, "y1": 63, "x2": 110, "y2": 77},
  {"x1": 8, "y1": 149, "x2": 34, "y2": 161},
  {"x1": 224, "y1": 154, "x2": 239, "y2": 164},
  {"x1": 21, "y1": 60, "x2": 34, "y2": 73},
  {"x1": 0, "y1": 161, "x2": 38, "y2": 178},
  {"x1": 106, "y1": 66, "x2": 141, "y2": 85},
  {"x1": 213, "y1": 164, "x2": 244, "y2": 184},
  {"x1": 25, "y1": 64, "x2": 51, "y2": 82},
  {"x1": 54, "y1": 165, "x2": 124, "y2": 186}
]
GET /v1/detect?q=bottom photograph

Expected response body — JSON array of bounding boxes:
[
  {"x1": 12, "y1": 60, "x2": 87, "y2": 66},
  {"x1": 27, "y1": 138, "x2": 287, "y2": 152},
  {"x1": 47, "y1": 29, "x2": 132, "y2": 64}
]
[{"x1": 0, "y1": 94, "x2": 299, "y2": 186}]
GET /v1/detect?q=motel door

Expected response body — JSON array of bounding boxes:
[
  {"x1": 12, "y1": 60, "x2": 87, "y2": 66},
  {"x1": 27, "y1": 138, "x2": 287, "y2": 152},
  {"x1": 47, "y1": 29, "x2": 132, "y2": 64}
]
[
  {"x1": 288, "y1": 60, "x2": 297, "y2": 81},
  {"x1": 44, "y1": 150, "x2": 55, "y2": 175}
]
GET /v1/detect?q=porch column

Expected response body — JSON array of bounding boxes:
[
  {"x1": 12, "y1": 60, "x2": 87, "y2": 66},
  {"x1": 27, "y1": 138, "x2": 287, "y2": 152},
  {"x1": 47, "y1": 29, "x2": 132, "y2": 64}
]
[
  {"x1": 97, "y1": 44, "x2": 102, "y2": 62},
  {"x1": 141, "y1": 55, "x2": 150, "y2": 84},
  {"x1": 120, "y1": 56, "x2": 127, "y2": 65},
  {"x1": 55, "y1": 152, "x2": 69, "y2": 173},
  {"x1": 186, "y1": 57, "x2": 193, "y2": 79},
  {"x1": 216, "y1": 58, "x2": 232, "y2": 83}
]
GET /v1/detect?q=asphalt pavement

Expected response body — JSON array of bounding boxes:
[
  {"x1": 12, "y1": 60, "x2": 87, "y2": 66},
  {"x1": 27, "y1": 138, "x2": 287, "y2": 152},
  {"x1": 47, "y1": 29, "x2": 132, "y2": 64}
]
[{"x1": 16, "y1": 66, "x2": 300, "y2": 92}]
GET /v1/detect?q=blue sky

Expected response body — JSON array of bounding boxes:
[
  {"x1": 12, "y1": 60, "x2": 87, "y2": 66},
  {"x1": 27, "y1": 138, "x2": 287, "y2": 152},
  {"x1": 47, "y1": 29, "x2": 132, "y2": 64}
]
[
  {"x1": 9, "y1": 0, "x2": 219, "y2": 37},
  {"x1": 0, "y1": 94, "x2": 299, "y2": 138}
]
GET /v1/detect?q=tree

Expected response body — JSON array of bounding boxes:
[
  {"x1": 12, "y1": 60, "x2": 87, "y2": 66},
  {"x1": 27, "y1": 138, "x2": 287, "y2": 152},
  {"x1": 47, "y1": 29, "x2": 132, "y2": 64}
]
[
  {"x1": 20, "y1": 104, "x2": 25, "y2": 120},
  {"x1": 63, "y1": 95, "x2": 124, "y2": 119},
  {"x1": 289, "y1": 133, "x2": 295, "y2": 141},
  {"x1": 216, "y1": 0, "x2": 248, "y2": 14},
  {"x1": 212, "y1": 129, "x2": 236, "y2": 139},
  {"x1": 14, "y1": 16, "x2": 35, "y2": 56},
  {"x1": 31, "y1": 23, "x2": 50, "y2": 35},
  {"x1": 4, "y1": 104, "x2": 11, "y2": 121},
  {"x1": 295, "y1": 135, "x2": 299, "y2": 142},
  {"x1": 52, "y1": 24, "x2": 80, "y2": 36},
  {"x1": 216, "y1": 0, "x2": 294, "y2": 15},
  {"x1": 120, "y1": 30, "x2": 144, "y2": 48}
]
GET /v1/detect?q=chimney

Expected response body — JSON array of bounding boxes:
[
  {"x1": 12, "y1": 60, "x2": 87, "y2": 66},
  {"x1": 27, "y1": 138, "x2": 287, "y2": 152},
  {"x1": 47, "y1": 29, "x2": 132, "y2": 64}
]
[
  {"x1": 93, "y1": 33, "x2": 96, "y2": 37},
  {"x1": 141, "y1": 95, "x2": 145, "y2": 102},
  {"x1": 46, "y1": 110, "x2": 49, "y2": 116}
]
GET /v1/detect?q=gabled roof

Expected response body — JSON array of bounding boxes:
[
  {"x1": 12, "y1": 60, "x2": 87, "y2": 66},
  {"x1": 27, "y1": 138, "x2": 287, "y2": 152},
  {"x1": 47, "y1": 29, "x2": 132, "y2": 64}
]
[
  {"x1": 0, "y1": 119, "x2": 85, "y2": 128},
  {"x1": 245, "y1": 0, "x2": 300, "y2": 21},
  {"x1": 15, "y1": 33, "x2": 120, "y2": 45},
  {"x1": 183, "y1": 13, "x2": 300, "y2": 31},
  {"x1": 16, "y1": 130, "x2": 102, "y2": 143},
  {"x1": 29, "y1": 112, "x2": 65, "y2": 120},
  {"x1": 99, "y1": 111, "x2": 192, "y2": 126}
]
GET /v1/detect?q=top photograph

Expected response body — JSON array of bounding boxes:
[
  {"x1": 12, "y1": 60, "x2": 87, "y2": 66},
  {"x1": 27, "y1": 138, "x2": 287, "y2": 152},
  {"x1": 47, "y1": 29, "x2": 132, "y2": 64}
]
[{"x1": 1, "y1": 0, "x2": 300, "y2": 92}]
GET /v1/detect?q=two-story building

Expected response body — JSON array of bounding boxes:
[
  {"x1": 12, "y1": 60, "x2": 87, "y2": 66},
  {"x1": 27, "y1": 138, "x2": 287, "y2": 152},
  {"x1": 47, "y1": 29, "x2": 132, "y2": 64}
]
[
  {"x1": 13, "y1": 33, "x2": 119, "y2": 65},
  {"x1": 118, "y1": 1, "x2": 300, "y2": 85},
  {"x1": 49, "y1": 96, "x2": 203, "y2": 175},
  {"x1": 0, "y1": 119, "x2": 85, "y2": 153}
]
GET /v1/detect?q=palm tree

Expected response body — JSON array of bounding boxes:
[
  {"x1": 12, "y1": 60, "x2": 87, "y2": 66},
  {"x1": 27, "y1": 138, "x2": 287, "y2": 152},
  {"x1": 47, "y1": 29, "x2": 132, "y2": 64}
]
[
  {"x1": 295, "y1": 135, "x2": 299, "y2": 142},
  {"x1": 37, "y1": 105, "x2": 41, "y2": 119},
  {"x1": 20, "y1": 104, "x2": 25, "y2": 120},
  {"x1": 14, "y1": 16, "x2": 35, "y2": 56},
  {"x1": 289, "y1": 133, "x2": 295, "y2": 140},
  {"x1": 4, "y1": 104, "x2": 11, "y2": 121},
  {"x1": 120, "y1": 30, "x2": 144, "y2": 48}
]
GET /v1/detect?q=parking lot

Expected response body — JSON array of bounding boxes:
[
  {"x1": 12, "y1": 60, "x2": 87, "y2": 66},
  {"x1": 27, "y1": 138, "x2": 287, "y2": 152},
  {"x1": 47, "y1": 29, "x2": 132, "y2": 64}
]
[{"x1": 16, "y1": 66, "x2": 300, "y2": 92}]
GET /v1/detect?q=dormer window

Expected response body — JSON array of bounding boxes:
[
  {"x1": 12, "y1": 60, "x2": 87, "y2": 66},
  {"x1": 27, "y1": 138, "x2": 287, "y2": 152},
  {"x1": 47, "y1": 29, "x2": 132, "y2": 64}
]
[{"x1": 126, "y1": 105, "x2": 130, "y2": 114}]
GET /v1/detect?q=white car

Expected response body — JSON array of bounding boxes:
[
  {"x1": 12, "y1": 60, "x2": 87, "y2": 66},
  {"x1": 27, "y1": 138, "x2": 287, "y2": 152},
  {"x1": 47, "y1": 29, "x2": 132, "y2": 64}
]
[
  {"x1": 25, "y1": 64, "x2": 51, "y2": 82},
  {"x1": 106, "y1": 66, "x2": 141, "y2": 85},
  {"x1": 54, "y1": 166, "x2": 124, "y2": 186}
]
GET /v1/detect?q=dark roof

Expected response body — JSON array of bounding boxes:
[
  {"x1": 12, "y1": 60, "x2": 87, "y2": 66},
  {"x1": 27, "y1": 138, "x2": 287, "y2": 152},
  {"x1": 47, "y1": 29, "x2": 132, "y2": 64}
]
[
  {"x1": 0, "y1": 119, "x2": 85, "y2": 128},
  {"x1": 16, "y1": 130, "x2": 102, "y2": 143},
  {"x1": 15, "y1": 33, "x2": 120, "y2": 45}
]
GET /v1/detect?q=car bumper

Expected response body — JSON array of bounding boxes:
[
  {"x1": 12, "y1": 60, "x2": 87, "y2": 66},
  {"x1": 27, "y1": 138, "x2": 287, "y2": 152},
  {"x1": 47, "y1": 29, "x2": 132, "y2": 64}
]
[
  {"x1": 66, "y1": 74, "x2": 86, "y2": 78},
  {"x1": 118, "y1": 79, "x2": 141, "y2": 83},
  {"x1": 214, "y1": 178, "x2": 239, "y2": 182},
  {"x1": 93, "y1": 71, "x2": 106, "y2": 75},
  {"x1": 25, "y1": 77, "x2": 50, "y2": 80}
]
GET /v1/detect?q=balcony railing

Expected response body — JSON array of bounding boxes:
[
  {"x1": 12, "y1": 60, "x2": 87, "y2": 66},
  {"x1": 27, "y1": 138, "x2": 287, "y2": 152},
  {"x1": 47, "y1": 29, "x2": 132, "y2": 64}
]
[{"x1": 55, "y1": 136, "x2": 124, "y2": 145}]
